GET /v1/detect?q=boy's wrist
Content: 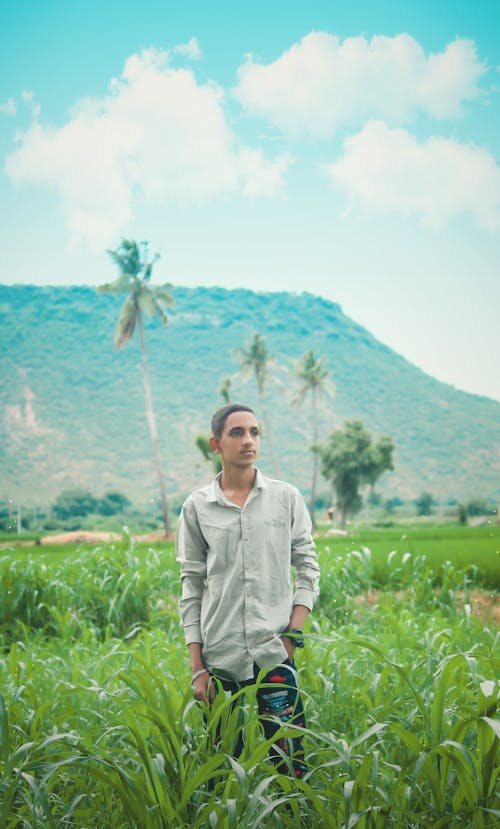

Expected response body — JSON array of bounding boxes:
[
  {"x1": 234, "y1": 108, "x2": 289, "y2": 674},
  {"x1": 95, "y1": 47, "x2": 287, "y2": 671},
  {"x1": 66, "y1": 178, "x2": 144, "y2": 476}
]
[
  {"x1": 190, "y1": 667, "x2": 210, "y2": 687},
  {"x1": 283, "y1": 627, "x2": 305, "y2": 648}
]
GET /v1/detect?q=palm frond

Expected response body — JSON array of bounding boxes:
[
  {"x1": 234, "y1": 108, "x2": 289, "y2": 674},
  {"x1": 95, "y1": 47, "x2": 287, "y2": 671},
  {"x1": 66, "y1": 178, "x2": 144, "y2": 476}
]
[
  {"x1": 107, "y1": 240, "x2": 142, "y2": 276},
  {"x1": 234, "y1": 332, "x2": 275, "y2": 395},
  {"x1": 96, "y1": 274, "x2": 133, "y2": 295},
  {"x1": 154, "y1": 285, "x2": 174, "y2": 305},
  {"x1": 290, "y1": 386, "x2": 308, "y2": 407},
  {"x1": 291, "y1": 350, "x2": 334, "y2": 399},
  {"x1": 234, "y1": 360, "x2": 254, "y2": 383},
  {"x1": 142, "y1": 251, "x2": 159, "y2": 280},
  {"x1": 114, "y1": 296, "x2": 137, "y2": 348},
  {"x1": 137, "y1": 291, "x2": 156, "y2": 317},
  {"x1": 151, "y1": 296, "x2": 169, "y2": 326}
]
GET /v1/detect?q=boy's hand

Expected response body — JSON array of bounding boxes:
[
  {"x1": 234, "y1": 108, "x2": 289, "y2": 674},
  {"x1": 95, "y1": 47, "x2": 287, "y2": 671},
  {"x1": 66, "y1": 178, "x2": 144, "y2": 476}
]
[
  {"x1": 192, "y1": 670, "x2": 215, "y2": 704},
  {"x1": 281, "y1": 635, "x2": 296, "y2": 660}
]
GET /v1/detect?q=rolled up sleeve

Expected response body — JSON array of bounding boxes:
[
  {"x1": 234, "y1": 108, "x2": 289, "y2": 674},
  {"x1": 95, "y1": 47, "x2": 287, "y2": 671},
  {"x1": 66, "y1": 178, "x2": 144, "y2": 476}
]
[
  {"x1": 290, "y1": 488, "x2": 320, "y2": 610},
  {"x1": 175, "y1": 499, "x2": 207, "y2": 645}
]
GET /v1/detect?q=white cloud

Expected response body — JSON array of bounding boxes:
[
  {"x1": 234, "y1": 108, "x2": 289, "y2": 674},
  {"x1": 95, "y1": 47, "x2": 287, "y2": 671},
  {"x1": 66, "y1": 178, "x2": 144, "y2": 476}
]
[
  {"x1": 6, "y1": 48, "x2": 290, "y2": 249},
  {"x1": 237, "y1": 148, "x2": 293, "y2": 197},
  {"x1": 174, "y1": 37, "x2": 202, "y2": 60},
  {"x1": 234, "y1": 32, "x2": 485, "y2": 138},
  {"x1": 0, "y1": 98, "x2": 16, "y2": 116},
  {"x1": 325, "y1": 120, "x2": 500, "y2": 230}
]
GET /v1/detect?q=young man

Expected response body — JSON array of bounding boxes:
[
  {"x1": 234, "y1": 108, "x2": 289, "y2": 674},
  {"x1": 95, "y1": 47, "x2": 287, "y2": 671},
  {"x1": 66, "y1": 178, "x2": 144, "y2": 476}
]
[{"x1": 176, "y1": 402, "x2": 320, "y2": 776}]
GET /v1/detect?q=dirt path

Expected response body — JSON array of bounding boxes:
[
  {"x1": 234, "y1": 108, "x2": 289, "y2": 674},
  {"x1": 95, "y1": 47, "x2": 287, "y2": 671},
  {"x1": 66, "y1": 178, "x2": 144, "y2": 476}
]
[{"x1": 0, "y1": 530, "x2": 172, "y2": 549}]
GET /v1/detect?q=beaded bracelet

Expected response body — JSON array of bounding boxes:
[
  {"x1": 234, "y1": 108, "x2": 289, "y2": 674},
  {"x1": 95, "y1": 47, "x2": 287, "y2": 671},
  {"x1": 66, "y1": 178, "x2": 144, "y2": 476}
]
[{"x1": 190, "y1": 668, "x2": 209, "y2": 687}]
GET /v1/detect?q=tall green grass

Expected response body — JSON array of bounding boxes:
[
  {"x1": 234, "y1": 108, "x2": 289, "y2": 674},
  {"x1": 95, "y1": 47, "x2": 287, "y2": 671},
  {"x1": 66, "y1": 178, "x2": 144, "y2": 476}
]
[
  {"x1": 317, "y1": 524, "x2": 500, "y2": 587},
  {"x1": 0, "y1": 539, "x2": 498, "y2": 827}
]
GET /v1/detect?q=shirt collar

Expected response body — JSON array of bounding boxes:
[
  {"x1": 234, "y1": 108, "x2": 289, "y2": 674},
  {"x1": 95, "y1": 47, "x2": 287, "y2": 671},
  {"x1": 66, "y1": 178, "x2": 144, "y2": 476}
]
[
  {"x1": 205, "y1": 467, "x2": 267, "y2": 504},
  {"x1": 205, "y1": 474, "x2": 221, "y2": 503},
  {"x1": 254, "y1": 468, "x2": 267, "y2": 489}
]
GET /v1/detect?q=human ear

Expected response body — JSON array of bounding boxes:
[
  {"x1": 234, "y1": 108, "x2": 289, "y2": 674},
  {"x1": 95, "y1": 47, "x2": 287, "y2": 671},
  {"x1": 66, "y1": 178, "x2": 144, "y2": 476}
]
[{"x1": 209, "y1": 435, "x2": 220, "y2": 454}]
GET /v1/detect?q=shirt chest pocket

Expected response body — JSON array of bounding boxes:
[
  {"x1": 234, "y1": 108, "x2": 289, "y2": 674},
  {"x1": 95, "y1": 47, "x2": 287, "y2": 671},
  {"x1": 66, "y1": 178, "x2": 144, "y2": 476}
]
[{"x1": 202, "y1": 519, "x2": 241, "y2": 579}]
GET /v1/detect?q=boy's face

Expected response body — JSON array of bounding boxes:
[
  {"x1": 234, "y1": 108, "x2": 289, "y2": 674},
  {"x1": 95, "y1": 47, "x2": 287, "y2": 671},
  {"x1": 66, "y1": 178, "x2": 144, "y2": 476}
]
[{"x1": 210, "y1": 411, "x2": 260, "y2": 469}]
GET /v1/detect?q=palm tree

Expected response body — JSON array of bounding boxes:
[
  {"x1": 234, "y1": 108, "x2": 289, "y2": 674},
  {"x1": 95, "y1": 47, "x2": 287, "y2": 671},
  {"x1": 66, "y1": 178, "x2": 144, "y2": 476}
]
[
  {"x1": 234, "y1": 332, "x2": 281, "y2": 477},
  {"x1": 97, "y1": 239, "x2": 173, "y2": 535},
  {"x1": 195, "y1": 375, "x2": 233, "y2": 473},
  {"x1": 219, "y1": 376, "x2": 232, "y2": 404},
  {"x1": 195, "y1": 434, "x2": 222, "y2": 474},
  {"x1": 290, "y1": 350, "x2": 333, "y2": 530}
]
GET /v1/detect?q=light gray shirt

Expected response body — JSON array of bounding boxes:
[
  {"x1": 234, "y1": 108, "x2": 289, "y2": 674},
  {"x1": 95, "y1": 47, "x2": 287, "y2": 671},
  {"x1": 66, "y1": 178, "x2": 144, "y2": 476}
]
[{"x1": 176, "y1": 469, "x2": 320, "y2": 681}]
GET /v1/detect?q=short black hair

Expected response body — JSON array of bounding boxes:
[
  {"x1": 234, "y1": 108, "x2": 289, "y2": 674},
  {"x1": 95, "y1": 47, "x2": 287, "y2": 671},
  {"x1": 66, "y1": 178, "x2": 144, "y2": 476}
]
[{"x1": 211, "y1": 403, "x2": 255, "y2": 438}]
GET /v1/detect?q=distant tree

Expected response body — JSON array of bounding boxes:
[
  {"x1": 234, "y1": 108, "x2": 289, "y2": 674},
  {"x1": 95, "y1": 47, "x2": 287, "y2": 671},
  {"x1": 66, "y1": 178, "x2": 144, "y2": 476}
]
[
  {"x1": 219, "y1": 377, "x2": 232, "y2": 404},
  {"x1": 367, "y1": 490, "x2": 382, "y2": 506},
  {"x1": 98, "y1": 491, "x2": 131, "y2": 516},
  {"x1": 385, "y1": 496, "x2": 401, "y2": 515},
  {"x1": 466, "y1": 498, "x2": 497, "y2": 516},
  {"x1": 319, "y1": 421, "x2": 394, "y2": 530},
  {"x1": 195, "y1": 434, "x2": 222, "y2": 474},
  {"x1": 290, "y1": 349, "x2": 333, "y2": 530},
  {"x1": 97, "y1": 239, "x2": 173, "y2": 535},
  {"x1": 415, "y1": 491, "x2": 434, "y2": 516},
  {"x1": 195, "y1": 376, "x2": 232, "y2": 473},
  {"x1": 364, "y1": 436, "x2": 395, "y2": 491},
  {"x1": 234, "y1": 332, "x2": 281, "y2": 477},
  {"x1": 0, "y1": 501, "x2": 18, "y2": 533},
  {"x1": 53, "y1": 488, "x2": 98, "y2": 520}
]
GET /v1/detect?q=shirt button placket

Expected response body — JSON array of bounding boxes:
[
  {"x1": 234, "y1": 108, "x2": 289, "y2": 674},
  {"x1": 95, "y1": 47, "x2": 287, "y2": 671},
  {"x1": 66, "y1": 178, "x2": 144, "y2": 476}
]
[{"x1": 241, "y1": 509, "x2": 251, "y2": 649}]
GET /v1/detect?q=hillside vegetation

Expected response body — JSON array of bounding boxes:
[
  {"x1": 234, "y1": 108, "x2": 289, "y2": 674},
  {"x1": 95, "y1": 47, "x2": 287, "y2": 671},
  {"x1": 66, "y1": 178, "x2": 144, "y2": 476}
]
[{"x1": 1, "y1": 284, "x2": 499, "y2": 506}]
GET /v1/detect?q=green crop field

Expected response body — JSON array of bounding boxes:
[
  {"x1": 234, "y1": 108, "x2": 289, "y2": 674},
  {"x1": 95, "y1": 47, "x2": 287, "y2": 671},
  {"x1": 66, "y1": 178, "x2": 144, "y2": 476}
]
[
  {"x1": 0, "y1": 527, "x2": 498, "y2": 827},
  {"x1": 316, "y1": 524, "x2": 500, "y2": 588}
]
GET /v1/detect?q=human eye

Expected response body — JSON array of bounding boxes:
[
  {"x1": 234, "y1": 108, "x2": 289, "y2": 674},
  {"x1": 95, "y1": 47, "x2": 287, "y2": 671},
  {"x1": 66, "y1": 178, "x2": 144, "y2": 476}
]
[
  {"x1": 229, "y1": 427, "x2": 243, "y2": 437},
  {"x1": 251, "y1": 428, "x2": 259, "y2": 436}
]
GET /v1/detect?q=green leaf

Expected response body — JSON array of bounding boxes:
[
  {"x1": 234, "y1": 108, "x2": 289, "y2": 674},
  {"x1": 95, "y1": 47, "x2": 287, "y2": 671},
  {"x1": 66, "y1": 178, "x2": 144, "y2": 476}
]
[
  {"x1": 351, "y1": 722, "x2": 386, "y2": 748},
  {"x1": 0, "y1": 692, "x2": 8, "y2": 760},
  {"x1": 438, "y1": 740, "x2": 478, "y2": 804},
  {"x1": 431, "y1": 653, "x2": 467, "y2": 744},
  {"x1": 482, "y1": 716, "x2": 500, "y2": 740},
  {"x1": 20, "y1": 770, "x2": 56, "y2": 828},
  {"x1": 414, "y1": 750, "x2": 443, "y2": 812}
]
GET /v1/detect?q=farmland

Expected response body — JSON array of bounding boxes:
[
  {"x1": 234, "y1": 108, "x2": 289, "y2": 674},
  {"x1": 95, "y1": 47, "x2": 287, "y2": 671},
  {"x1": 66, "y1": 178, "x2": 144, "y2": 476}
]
[{"x1": 0, "y1": 525, "x2": 498, "y2": 827}]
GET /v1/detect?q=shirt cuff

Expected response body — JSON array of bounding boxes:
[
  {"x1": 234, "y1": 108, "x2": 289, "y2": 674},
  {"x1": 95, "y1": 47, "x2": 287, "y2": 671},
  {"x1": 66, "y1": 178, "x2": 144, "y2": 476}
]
[
  {"x1": 293, "y1": 587, "x2": 317, "y2": 611},
  {"x1": 183, "y1": 623, "x2": 202, "y2": 645}
]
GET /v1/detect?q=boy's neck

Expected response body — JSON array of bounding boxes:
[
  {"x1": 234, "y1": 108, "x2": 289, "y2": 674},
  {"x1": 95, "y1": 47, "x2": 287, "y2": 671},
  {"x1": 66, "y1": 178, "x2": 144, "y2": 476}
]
[{"x1": 220, "y1": 465, "x2": 256, "y2": 499}]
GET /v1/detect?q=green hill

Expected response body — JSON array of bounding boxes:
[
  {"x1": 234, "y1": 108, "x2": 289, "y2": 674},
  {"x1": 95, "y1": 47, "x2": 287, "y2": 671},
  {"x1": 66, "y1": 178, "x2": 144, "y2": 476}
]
[{"x1": 1, "y1": 284, "x2": 499, "y2": 508}]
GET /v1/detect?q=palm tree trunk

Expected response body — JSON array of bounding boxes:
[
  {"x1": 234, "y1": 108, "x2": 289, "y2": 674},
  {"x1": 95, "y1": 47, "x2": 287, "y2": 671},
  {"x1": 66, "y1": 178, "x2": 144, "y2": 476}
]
[
  {"x1": 310, "y1": 386, "x2": 318, "y2": 531},
  {"x1": 137, "y1": 310, "x2": 171, "y2": 535},
  {"x1": 259, "y1": 392, "x2": 281, "y2": 478}
]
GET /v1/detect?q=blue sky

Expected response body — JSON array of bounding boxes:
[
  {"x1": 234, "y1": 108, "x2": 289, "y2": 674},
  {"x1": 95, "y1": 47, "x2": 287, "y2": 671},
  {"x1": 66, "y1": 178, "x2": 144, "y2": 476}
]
[{"x1": 2, "y1": 0, "x2": 499, "y2": 401}]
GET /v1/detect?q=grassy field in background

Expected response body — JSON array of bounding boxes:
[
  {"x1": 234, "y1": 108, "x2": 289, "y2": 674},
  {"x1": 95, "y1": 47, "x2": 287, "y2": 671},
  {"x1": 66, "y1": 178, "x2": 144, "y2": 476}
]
[
  {"x1": 0, "y1": 527, "x2": 498, "y2": 827},
  {"x1": 3, "y1": 522, "x2": 499, "y2": 585},
  {"x1": 316, "y1": 524, "x2": 500, "y2": 587}
]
